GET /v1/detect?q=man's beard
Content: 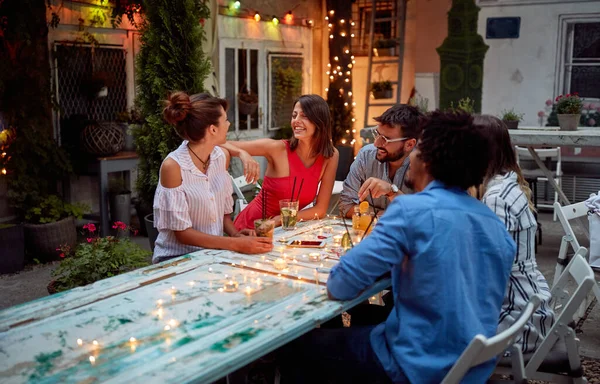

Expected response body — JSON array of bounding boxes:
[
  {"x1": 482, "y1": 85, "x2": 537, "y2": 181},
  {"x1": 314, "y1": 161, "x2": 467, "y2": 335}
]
[{"x1": 376, "y1": 147, "x2": 405, "y2": 163}]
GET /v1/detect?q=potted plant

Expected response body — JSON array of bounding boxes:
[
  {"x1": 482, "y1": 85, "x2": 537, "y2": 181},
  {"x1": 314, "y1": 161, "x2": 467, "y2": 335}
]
[
  {"x1": 371, "y1": 81, "x2": 393, "y2": 99},
  {"x1": 238, "y1": 90, "x2": 259, "y2": 115},
  {"x1": 500, "y1": 108, "x2": 524, "y2": 129},
  {"x1": 23, "y1": 195, "x2": 88, "y2": 262},
  {"x1": 449, "y1": 97, "x2": 475, "y2": 114},
  {"x1": 555, "y1": 93, "x2": 583, "y2": 131},
  {"x1": 109, "y1": 178, "x2": 132, "y2": 235},
  {"x1": 49, "y1": 222, "x2": 151, "y2": 293},
  {"x1": 373, "y1": 38, "x2": 398, "y2": 56},
  {"x1": 0, "y1": 223, "x2": 25, "y2": 274}
]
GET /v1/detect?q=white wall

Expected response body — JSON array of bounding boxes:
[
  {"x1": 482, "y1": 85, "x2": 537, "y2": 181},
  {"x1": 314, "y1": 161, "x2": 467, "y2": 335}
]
[{"x1": 478, "y1": 0, "x2": 600, "y2": 127}]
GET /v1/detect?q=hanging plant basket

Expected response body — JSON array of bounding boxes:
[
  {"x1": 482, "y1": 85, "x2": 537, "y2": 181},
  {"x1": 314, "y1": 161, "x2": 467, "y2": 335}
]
[
  {"x1": 238, "y1": 92, "x2": 258, "y2": 115},
  {"x1": 373, "y1": 90, "x2": 393, "y2": 99},
  {"x1": 81, "y1": 121, "x2": 125, "y2": 156}
]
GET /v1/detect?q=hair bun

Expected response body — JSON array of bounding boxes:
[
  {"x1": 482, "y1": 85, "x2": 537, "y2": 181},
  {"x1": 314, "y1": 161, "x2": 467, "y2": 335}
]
[{"x1": 164, "y1": 91, "x2": 192, "y2": 124}]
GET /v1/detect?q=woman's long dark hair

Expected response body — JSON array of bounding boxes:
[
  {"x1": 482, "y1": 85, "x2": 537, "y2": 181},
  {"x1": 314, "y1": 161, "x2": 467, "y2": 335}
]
[
  {"x1": 288, "y1": 94, "x2": 334, "y2": 158},
  {"x1": 473, "y1": 115, "x2": 534, "y2": 211}
]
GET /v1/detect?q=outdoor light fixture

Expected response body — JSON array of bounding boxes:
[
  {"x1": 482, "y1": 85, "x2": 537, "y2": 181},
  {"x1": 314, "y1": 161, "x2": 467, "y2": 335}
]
[
  {"x1": 232, "y1": 1, "x2": 241, "y2": 10},
  {"x1": 284, "y1": 11, "x2": 293, "y2": 23},
  {"x1": 254, "y1": 13, "x2": 261, "y2": 22},
  {"x1": 272, "y1": 17, "x2": 279, "y2": 25}
]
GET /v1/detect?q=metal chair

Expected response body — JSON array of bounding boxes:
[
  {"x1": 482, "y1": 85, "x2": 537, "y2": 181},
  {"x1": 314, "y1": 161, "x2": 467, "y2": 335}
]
[{"x1": 442, "y1": 295, "x2": 543, "y2": 384}]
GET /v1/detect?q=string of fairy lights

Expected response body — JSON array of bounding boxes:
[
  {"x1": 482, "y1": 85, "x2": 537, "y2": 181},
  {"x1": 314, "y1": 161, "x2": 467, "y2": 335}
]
[
  {"x1": 324, "y1": 9, "x2": 358, "y2": 146},
  {"x1": 218, "y1": 1, "x2": 314, "y2": 27}
]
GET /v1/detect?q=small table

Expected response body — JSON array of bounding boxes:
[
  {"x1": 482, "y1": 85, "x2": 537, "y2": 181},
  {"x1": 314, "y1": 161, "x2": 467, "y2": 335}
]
[{"x1": 94, "y1": 152, "x2": 139, "y2": 236}]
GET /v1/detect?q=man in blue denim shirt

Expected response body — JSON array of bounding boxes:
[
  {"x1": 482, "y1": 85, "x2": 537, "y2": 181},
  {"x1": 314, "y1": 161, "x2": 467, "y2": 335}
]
[{"x1": 280, "y1": 111, "x2": 516, "y2": 384}]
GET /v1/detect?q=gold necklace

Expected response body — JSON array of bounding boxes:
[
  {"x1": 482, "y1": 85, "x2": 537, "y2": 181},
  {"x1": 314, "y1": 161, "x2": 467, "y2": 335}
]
[{"x1": 187, "y1": 144, "x2": 211, "y2": 170}]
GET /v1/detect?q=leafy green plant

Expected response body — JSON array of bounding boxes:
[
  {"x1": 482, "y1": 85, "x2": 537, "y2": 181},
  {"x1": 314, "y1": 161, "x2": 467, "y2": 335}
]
[
  {"x1": 371, "y1": 81, "x2": 393, "y2": 92},
  {"x1": 374, "y1": 38, "x2": 398, "y2": 49},
  {"x1": 500, "y1": 108, "x2": 524, "y2": 122},
  {"x1": 409, "y1": 95, "x2": 429, "y2": 112},
  {"x1": 51, "y1": 222, "x2": 151, "y2": 293},
  {"x1": 555, "y1": 93, "x2": 583, "y2": 115},
  {"x1": 272, "y1": 58, "x2": 303, "y2": 123},
  {"x1": 449, "y1": 97, "x2": 475, "y2": 114},
  {"x1": 24, "y1": 195, "x2": 89, "y2": 224},
  {"x1": 134, "y1": 0, "x2": 212, "y2": 208}
]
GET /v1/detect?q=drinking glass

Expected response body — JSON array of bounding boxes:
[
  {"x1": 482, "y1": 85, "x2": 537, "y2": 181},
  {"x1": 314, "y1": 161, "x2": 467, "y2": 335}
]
[
  {"x1": 279, "y1": 199, "x2": 300, "y2": 230},
  {"x1": 254, "y1": 218, "x2": 275, "y2": 238}
]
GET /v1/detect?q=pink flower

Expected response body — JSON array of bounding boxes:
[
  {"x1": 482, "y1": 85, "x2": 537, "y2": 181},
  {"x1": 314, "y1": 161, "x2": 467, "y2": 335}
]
[
  {"x1": 83, "y1": 223, "x2": 96, "y2": 233},
  {"x1": 589, "y1": 118, "x2": 596, "y2": 126},
  {"x1": 59, "y1": 253, "x2": 65, "y2": 258},
  {"x1": 56, "y1": 247, "x2": 61, "y2": 251},
  {"x1": 133, "y1": 229, "x2": 139, "y2": 236},
  {"x1": 545, "y1": 99, "x2": 553, "y2": 106},
  {"x1": 538, "y1": 111, "x2": 545, "y2": 117},
  {"x1": 112, "y1": 221, "x2": 127, "y2": 230},
  {"x1": 87, "y1": 237, "x2": 93, "y2": 243}
]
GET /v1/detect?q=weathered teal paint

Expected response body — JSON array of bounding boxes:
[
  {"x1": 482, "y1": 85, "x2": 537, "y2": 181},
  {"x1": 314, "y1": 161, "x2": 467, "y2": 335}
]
[{"x1": 0, "y1": 220, "x2": 391, "y2": 383}]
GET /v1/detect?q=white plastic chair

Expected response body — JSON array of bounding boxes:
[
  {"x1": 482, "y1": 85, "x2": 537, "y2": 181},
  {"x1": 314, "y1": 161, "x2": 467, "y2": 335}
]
[
  {"x1": 496, "y1": 250, "x2": 592, "y2": 384},
  {"x1": 515, "y1": 146, "x2": 562, "y2": 220},
  {"x1": 441, "y1": 295, "x2": 542, "y2": 384},
  {"x1": 231, "y1": 175, "x2": 261, "y2": 219}
]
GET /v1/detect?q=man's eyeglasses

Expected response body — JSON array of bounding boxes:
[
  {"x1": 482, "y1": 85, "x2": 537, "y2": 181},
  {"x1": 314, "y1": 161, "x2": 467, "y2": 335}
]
[{"x1": 370, "y1": 128, "x2": 409, "y2": 146}]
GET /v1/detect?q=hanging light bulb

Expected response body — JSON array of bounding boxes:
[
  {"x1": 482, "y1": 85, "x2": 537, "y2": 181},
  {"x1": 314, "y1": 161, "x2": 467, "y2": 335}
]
[
  {"x1": 345, "y1": 49, "x2": 350, "y2": 54},
  {"x1": 284, "y1": 11, "x2": 293, "y2": 23},
  {"x1": 325, "y1": 16, "x2": 329, "y2": 21},
  {"x1": 329, "y1": 10, "x2": 335, "y2": 15},
  {"x1": 329, "y1": 34, "x2": 334, "y2": 39},
  {"x1": 350, "y1": 21, "x2": 355, "y2": 26},
  {"x1": 351, "y1": 33, "x2": 355, "y2": 38},
  {"x1": 328, "y1": 23, "x2": 333, "y2": 28},
  {"x1": 334, "y1": 56, "x2": 339, "y2": 61},
  {"x1": 232, "y1": 1, "x2": 241, "y2": 10},
  {"x1": 327, "y1": 63, "x2": 331, "y2": 67},
  {"x1": 254, "y1": 13, "x2": 261, "y2": 22},
  {"x1": 340, "y1": 32, "x2": 346, "y2": 37},
  {"x1": 272, "y1": 17, "x2": 279, "y2": 25},
  {"x1": 340, "y1": 19, "x2": 345, "y2": 24}
]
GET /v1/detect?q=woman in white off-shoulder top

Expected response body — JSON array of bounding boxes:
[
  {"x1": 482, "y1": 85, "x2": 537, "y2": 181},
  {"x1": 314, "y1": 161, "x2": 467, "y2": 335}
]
[{"x1": 152, "y1": 92, "x2": 273, "y2": 263}]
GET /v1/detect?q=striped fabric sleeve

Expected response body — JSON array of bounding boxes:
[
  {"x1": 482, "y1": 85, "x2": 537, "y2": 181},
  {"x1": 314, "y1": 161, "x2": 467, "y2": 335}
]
[
  {"x1": 483, "y1": 193, "x2": 520, "y2": 232},
  {"x1": 153, "y1": 186, "x2": 193, "y2": 231}
]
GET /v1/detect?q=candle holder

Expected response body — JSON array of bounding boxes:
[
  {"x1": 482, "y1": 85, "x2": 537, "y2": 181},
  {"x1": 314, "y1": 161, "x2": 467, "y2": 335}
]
[
  {"x1": 223, "y1": 280, "x2": 239, "y2": 292},
  {"x1": 273, "y1": 258, "x2": 288, "y2": 270},
  {"x1": 332, "y1": 235, "x2": 343, "y2": 246},
  {"x1": 322, "y1": 226, "x2": 333, "y2": 234},
  {"x1": 308, "y1": 252, "x2": 321, "y2": 262}
]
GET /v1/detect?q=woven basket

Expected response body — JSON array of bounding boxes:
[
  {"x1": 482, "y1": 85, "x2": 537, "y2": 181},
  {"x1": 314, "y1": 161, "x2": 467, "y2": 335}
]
[
  {"x1": 24, "y1": 217, "x2": 77, "y2": 261},
  {"x1": 81, "y1": 121, "x2": 125, "y2": 156}
]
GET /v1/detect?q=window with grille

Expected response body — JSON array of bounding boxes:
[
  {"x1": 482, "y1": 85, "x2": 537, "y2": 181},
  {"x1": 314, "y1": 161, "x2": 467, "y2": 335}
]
[
  {"x1": 55, "y1": 44, "x2": 127, "y2": 122},
  {"x1": 351, "y1": 0, "x2": 399, "y2": 56},
  {"x1": 224, "y1": 47, "x2": 260, "y2": 133},
  {"x1": 560, "y1": 19, "x2": 600, "y2": 100}
]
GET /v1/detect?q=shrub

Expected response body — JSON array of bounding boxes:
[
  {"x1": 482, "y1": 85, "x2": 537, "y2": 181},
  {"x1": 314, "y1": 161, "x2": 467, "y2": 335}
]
[
  {"x1": 500, "y1": 108, "x2": 524, "y2": 122},
  {"x1": 25, "y1": 195, "x2": 88, "y2": 224}
]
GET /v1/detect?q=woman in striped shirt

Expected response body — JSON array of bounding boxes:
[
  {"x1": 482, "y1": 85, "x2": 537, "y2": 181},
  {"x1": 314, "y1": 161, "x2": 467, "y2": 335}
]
[
  {"x1": 152, "y1": 92, "x2": 273, "y2": 263},
  {"x1": 475, "y1": 115, "x2": 555, "y2": 354}
]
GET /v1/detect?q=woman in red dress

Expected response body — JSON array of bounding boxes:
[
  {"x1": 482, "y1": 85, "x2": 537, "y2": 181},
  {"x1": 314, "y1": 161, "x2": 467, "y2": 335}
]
[{"x1": 224, "y1": 94, "x2": 339, "y2": 230}]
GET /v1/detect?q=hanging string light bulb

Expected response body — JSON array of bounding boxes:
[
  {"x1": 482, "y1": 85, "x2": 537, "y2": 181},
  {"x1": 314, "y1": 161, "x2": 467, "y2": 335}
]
[{"x1": 284, "y1": 11, "x2": 293, "y2": 24}]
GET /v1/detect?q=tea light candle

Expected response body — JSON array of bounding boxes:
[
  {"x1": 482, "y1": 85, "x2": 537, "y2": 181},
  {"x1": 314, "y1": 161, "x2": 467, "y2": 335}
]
[
  {"x1": 223, "y1": 280, "x2": 239, "y2": 292},
  {"x1": 332, "y1": 235, "x2": 343, "y2": 245},
  {"x1": 322, "y1": 226, "x2": 333, "y2": 234},
  {"x1": 308, "y1": 252, "x2": 321, "y2": 262},
  {"x1": 244, "y1": 286, "x2": 253, "y2": 296},
  {"x1": 273, "y1": 258, "x2": 288, "y2": 270}
]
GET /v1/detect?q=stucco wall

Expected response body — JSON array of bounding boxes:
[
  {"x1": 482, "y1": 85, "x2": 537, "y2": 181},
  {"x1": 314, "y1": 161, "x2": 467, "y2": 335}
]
[{"x1": 478, "y1": 0, "x2": 600, "y2": 126}]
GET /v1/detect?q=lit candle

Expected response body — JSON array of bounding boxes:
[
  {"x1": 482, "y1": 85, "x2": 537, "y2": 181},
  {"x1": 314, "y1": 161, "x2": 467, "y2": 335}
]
[
  {"x1": 224, "y1": 280, "x2": 239, "y2": 292},
  {"x1": 77, "y1": 338, "x2": 83, "y2": 346},
  {"x1": 332, "y1": 235, "x2": 342, "y2": 245},
  {"x1": 273, "y1": 258, "x2": 288, "y2": 270},
  {"x1": 322, "y1": 226, "x2": 333, "y2": 234},
  {"x1": 308, "y1": 252, "x2": 321, "y2": 262},
  {"x1": 245, "y1": 286, "x2": 253, "y2": 296}
]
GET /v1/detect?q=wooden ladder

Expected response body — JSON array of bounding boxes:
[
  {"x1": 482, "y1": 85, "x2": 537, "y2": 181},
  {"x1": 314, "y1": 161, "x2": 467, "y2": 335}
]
[{"x1": 363, "y1": 0, "x2": 407, "y2": 128}]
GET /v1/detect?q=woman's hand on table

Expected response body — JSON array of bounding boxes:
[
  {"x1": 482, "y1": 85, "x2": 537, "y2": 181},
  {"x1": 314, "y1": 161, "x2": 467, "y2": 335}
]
[
  {"x1": 239, "y1": 150, "x2": 260, "y2": 183},
  {"x1": 234, "y1": 236, "x2": 274, "y2": 254}
]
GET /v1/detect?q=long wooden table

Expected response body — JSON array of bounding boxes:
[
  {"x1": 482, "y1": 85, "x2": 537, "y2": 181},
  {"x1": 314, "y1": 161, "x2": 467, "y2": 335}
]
[{"x1": 0, "y1": 219, "x2": 389, "y2": 384}]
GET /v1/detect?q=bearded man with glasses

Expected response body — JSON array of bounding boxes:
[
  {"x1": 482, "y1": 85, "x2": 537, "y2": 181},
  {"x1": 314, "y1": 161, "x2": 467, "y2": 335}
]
[{"x1": 339, "y1": 104, "x2": 423, "y2": 218}]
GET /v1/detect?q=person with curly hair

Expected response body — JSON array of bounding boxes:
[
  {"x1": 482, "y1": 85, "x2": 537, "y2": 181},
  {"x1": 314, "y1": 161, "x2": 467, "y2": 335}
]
[{"x1": 279, "y1": 111, "x2": 516, "y2": 383}]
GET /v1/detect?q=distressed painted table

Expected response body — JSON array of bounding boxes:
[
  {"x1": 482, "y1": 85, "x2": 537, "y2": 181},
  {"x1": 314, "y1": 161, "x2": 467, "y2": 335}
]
[{"x1": 0, "y1": 219, "x2": 389, "y2": 384}]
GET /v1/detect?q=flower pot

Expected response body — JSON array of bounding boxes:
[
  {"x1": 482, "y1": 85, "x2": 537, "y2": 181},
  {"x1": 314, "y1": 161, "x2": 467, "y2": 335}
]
[
  {"x1": 144, "y1": 213, "x2": 159, "y2": 252},
  {"x1": 110, "y1": 191, "x2": 132, "y2": 236},
  {"x1": 0, "y1": 224, "x2": 25, "y2": 274},
  {"x1": 374, "y1": 47, "x2": 395, "y2": 56},
  {"x1": 372, "y1": 90, "x2": 393, "y2": 100},
  {"x1": 503, "y1": 120, "x2": 519, "y2": 130},
  {"x1": 557, "y1": 114, "x2": 580, "y2": 131},
  {"x1": 24, "y1": 217, "x2": 77, "y2": 262},
  {"x1": 238, "y1": 99, "x2": 258, "y2": 115}
]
